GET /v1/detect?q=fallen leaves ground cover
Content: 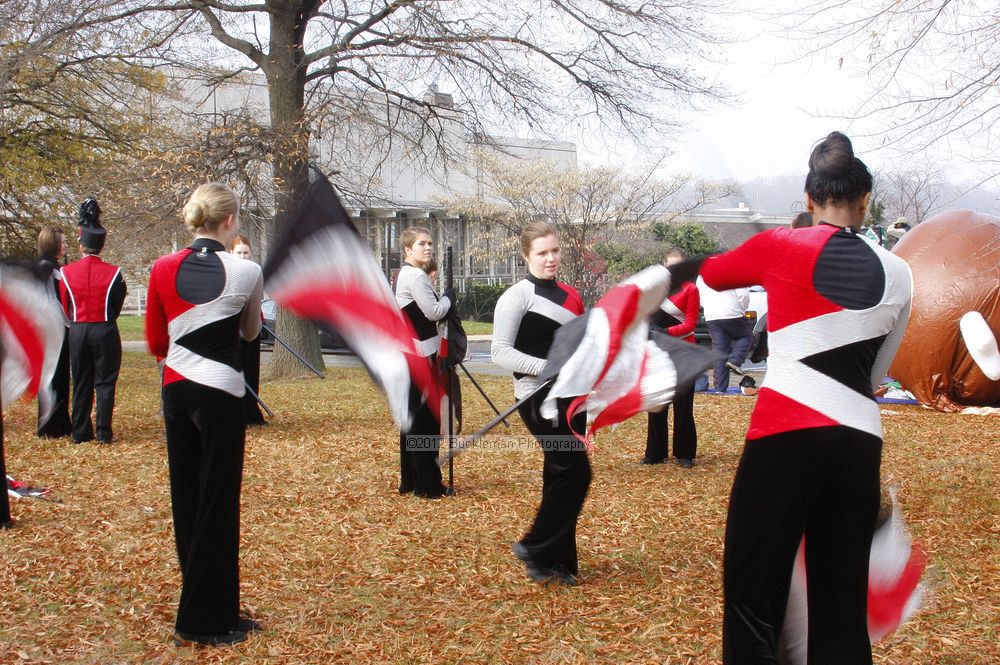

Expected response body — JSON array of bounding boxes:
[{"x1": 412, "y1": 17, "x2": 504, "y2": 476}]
[{"x1": 0, "y1": 352, "x2": 996, "y2": 664}]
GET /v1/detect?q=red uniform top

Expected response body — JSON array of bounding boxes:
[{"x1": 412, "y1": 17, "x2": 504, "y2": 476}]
[
  {"x1": 701, "y1": 224, "x2": 912, "y2": 441},
  {"x1": 60, "y1": 255, "x2": 127, "y2": 323},
  {"x1": 651, "y1": 280, "x2": 699, "y2": 343},
  {"x1": 145, "y1": 240, "x2": 263, "y2": 396}
]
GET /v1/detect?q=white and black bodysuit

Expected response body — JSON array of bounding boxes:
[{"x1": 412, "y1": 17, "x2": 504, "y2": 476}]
[
  {"x1": 702, "y1": 223, "x2": 912, "y2": 664},
  {"x1": 146, "y1": 237, "x2": 263, "y2": 637}
]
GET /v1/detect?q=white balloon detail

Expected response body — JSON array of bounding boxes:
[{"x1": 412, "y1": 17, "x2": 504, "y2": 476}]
[{"x1": 960, "y1": 311, "x2": 1000, "y2": 381}]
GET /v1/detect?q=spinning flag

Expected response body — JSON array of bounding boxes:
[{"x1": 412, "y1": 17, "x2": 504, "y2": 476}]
[
  {"x1": 538, "y1": 263, "x2": 723, "y2": 435},
  {"x1": 777, "y1": 488, "x2": 926, "y2": 665},
  {"x1": 0, "y1": 263, "x2": 64, "y2": 419},
  {"x1": 263, "y1": 168, "x2": 441, "y2": 431}
]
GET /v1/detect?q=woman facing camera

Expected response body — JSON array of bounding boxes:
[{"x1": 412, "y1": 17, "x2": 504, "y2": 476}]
[
  {"x1": 35, "y1": 226, "x2": 73, "y2": 438},
  {"x1": 491, "y1": 222, "x2": 587, "y2": 586},
  {"x1": 228, "y1": 233, "x2": 266, "y2": 426},
  {"x1": 701, "y1": 132, "x2": 912, "y2": 664},
  {"x1": 394, "y1": 226, "x2": 454, "y2": 499},
  {"x1": 145, "y1": 183, "x2": 264, "y2": 647}
]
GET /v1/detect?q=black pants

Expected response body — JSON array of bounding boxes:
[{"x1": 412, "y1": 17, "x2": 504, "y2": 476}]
[
  {"x1": 163, "y1": 381, "x2": 246, "y2": 635},
  {"x1": 239, "y1": 335, "x2": 265, "y2": 425},
  {"x1": 517, "y1": 387, "x2": 591, "y2": 575},
  {"x1": 399, "y1": 384, "x2": 447, "y2": 497},
  {"x1": 644, "y1": 387, "x2": 696, "y2": 461},
  {"x1": 723, "y1": 426, "x2": 882, "y2": 665},
  {"x1": 68, "y1": 322, "x2": 121, "y2": 442},
  {"x1": 37, "y1": 330, "x2": 72, "y2": 437}
]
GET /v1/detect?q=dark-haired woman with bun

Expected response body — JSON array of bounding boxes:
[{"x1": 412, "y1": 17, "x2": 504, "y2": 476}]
[
  {"x1": 146, "y1": 183, "x2": 264, "y2": 647},
  {"x1": 700, "y1": 132, "x2": 912, "y2": 663}
]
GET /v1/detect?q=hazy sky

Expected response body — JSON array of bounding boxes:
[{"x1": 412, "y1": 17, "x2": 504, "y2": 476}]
[{"x1": 574, "y1": 6, "x2": 995, "y2": 188}]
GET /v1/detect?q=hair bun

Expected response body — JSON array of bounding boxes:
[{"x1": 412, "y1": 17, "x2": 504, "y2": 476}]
[
  {"x1": 809, "y1": 131, "x2": 855, "y2": 177},
  {"x1": 183, "y1": 201, "x2": 207, "y2": 229}
]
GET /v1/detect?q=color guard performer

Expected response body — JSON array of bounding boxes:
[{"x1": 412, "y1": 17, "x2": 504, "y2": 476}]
[
  {"x1": 394, "y1": 226, "x2": 453, "y2": 499},
  {"x1": 701, "y1": 132, "x2": 912, "y2": 664},
  {"x1": 492, "y1": 222, "x2": 588, "y2": 585},
  {"x1": 35, "y1": 226, "x2": 73, "y2": 438},
  {"x1": 146, "y1": 183, "x2": 264, "y2": 646},
  {"x1": 643, "y1": 246, "x2": 700, "y2": 468}
]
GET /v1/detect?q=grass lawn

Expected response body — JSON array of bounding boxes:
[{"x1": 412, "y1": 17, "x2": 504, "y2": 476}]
[
  {"x1": 118, "y1": 315, "x2": 494, "y2": 341},
  {"x1": 117, "y1": 315, "x2": 146, "y2": 342},
  {"x1": 0, "y1": 352, "x2": 996, "y2": 663}
]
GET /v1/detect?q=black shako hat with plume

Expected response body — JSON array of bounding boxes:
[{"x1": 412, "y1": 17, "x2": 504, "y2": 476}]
[{"x1": 77, "y1": 197, "x2": 106, "y2": 252}]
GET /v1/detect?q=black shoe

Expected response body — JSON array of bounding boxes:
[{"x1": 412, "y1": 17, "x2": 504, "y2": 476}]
[
  {"x1": 512, "y1": 541, "x2": 532, "y2": 563},
  {"x1": 549, "y1": 563, "x2": 579, "y2": 586},
  {"x1": 173, "y1": 629, "x2": 247, "y2": 647},
  {"x1": 512, "y1": 542, "x2": 548, "y2": 580},
  {"x1": 676, "y1": 458, "x2": 694, "y2": 469},
  {"x1": 398, "y1": 485, "x2": 414, "y2": 494},
  {"x1": 420, "y1": 486, "x2": 455, "y2": 499},
  {"x1": 1, "y1": 519, "x2": 14, "y2": 530},
  {"x1": 73, "y1": 437, "x2": 92, "y2": 445},
  {"x1": 725, "y1": 361, "x2": 745, "y2": 376},
  {"x1": 237, "y1": 616, "x2": 263, "y2": 633},
  {"x1": 639, "y1": 457, "x2": 666, "y2": 465},
  {"x1": 97, "y1": 437, "x2": 113, "y2": 444}
]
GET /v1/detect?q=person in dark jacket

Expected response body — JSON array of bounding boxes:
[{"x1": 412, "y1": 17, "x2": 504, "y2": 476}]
[
  {"x1": 59, "y1": 199, "x2": 126, "y2": 444},
  {"x1": 35, "y1": 226, "x2": 73, "y2": 438}
]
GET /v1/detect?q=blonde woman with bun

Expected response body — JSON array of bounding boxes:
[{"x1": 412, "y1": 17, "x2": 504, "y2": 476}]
[{"x1": 145, "y1": 182, "x2": 264, "y2": 647}]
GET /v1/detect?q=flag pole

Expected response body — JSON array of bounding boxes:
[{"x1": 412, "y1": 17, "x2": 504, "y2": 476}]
[
  {"x1": 457, "y1": 361, "x2": 510, "y2": 428},
  {"x1": 0, "y1": 346, "x2": 12, "y2": 529},
  {"x1": 445, "y1": 245, "x2": 455, "y2": 490},
  {"x1": 438, "y1": 379, "x2": 551, "y2": 465},
  {"x1": 244, "y1": 381, "x2": 274, "y2": 418},
  {"x1": 261, "y1": 323, "x2": 325, "y2": 379}
]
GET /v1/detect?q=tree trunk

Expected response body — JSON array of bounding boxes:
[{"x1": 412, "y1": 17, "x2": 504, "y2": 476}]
[{"x1": 264, "y1": 3, "x2": 324, "y2": 379}]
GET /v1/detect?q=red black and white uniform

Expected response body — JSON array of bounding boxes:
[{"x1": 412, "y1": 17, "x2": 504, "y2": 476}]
[
  {"x1": 145, "y1": 237, "x2": 263, "y2": 637},
  {"x1": 394, "y1": 263, "x2": 452, "y2": 498},
  {"x1": 36, "y1": 257, "x2": 72, "y2": 438},
  {"x1": 701, "y1": 223, "x2": 912, "y2": 664},
  {"x1": 492, "y1": 274, "x2": 589, "y2": 577},
  {"x1": 645, "y1": 280, "x2": 699, "y2": 462},
  {"x1": 60, "y1": 254, "x2": 127, "y2": 443}
]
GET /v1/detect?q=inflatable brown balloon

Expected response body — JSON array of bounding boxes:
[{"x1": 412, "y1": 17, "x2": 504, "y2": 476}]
[{"x1": 889, "y1": 210, "x2": 1000, "y2": 411}]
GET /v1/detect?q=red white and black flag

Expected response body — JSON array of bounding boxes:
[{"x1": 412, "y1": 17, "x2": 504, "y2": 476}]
[
  {"x1": 263, "y1": 168, "x2": 441, "y2": 431},
  {"x1": 538, "y1": 264, "x2": 722, "y2": 436},
  {"x1": 0, "y1": 263, "x2": 64, "y2": 419}
]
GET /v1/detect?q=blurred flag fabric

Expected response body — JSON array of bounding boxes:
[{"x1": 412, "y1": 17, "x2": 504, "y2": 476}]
[
  {"x1": 0, "y1": 263, "x2": 64, "y2": 421},
  {"x1": 777, "y1": 488, "x2": 926, "y2": 665},
  {"x1": 263, "y1": 168, "x2": 441, "y2": 431},
  {"x1": 538, "y1": 264, "x2": 722, "y2": 437}
]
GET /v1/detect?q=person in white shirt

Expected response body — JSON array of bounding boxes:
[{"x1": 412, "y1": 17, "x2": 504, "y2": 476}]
[{"x1": 697, "y1": 276, "x2": 753, "y2": 392}]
